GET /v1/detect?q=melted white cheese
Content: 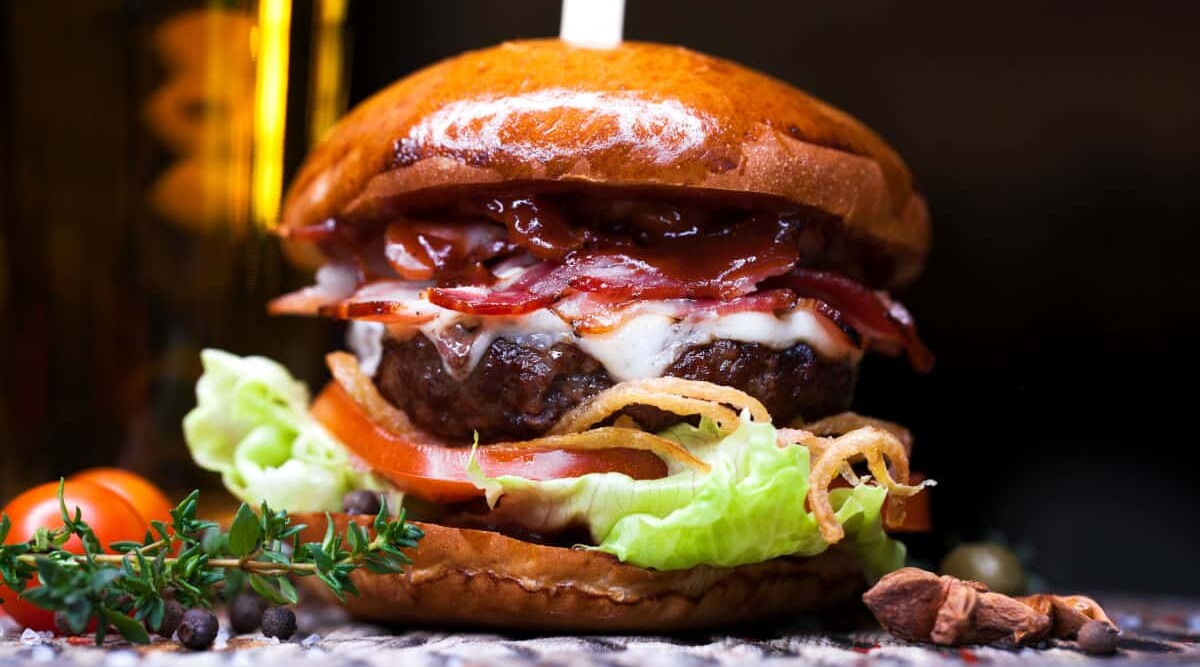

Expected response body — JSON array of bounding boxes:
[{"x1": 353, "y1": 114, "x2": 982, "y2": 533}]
[
  {"x1": 347, "y1": 321, "x2": 386, "y2": 375},
  {"x1": 576, "y1": 309, "x2": 856, "y2": 382},
  {"x1": 433, "y1": 308, "x2": 574, "y2": 376},
  {"x1": 348, "y1": 292, "x2": 861, "y2": 382}
]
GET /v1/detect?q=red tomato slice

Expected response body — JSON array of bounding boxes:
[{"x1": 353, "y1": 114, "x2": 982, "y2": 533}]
[
  {"x1": 310, "y1": 383, "x2": 668, "y2": 503},
  {"x1": 883, "y1": 472, "x2": 932, "y2": 533},
  {"x1": 827, "y1": 471, "x2": 932, "y2": 533}
]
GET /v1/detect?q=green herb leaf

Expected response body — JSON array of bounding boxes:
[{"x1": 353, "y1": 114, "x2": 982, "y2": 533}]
[
  {"x1": 146, "y1": 597, "x2": 166, "y2": 632},
  {"x1": 228, "y1": 504, "x2": 261, "y2": 557},
  {"x1": 63, "y1": 600, "x2": 92, "y2": 635},
  {"x1": 346, "y1": 521, "x2": 363, "y2": 553},
  {"x1": 104, "y1": 608, "x2": 151, "y2": 644},
  {"x1": 151, "y1": 521, "x2": 170, "y2": 542},
  {"x1": 56, "y1": 479, "x2": 71, "y2": 525},
  {"x1": 89, "y1": 568, "x2": 122, "y2": 590},
  {"x1": 247, "y1": 573, "x2": 291, "y2": 605},
  {"x1": 276, "y1": 576, "x2": 298, "y2": 605}
]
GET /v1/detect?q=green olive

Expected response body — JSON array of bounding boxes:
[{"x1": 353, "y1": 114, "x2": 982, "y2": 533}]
[{"x1": 939, "y1": 543, "x2": 1027, "y2": 595}]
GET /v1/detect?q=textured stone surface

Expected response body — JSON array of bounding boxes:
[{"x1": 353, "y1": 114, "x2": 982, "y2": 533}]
[{"x1": 1, "y1": 596, "x2": 1197, "y2": 666}]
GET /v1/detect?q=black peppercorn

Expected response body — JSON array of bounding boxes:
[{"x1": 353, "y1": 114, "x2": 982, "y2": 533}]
[
  {"x1": 177, "y1": 608, "x2": 219, "y2": 650},
  {"x1": 1077, "y1": 620, "x2": 1119, "y2": 655},
  {"x1": 156, "y1": 599, "x2": 185, "y2": 638},
  {"x1": 342, "y1": 490, "x2": 382, "y2": 516},
  {"x1": 229, "y1": 592, "x2": 267, "y2": 634},
  {"x1": 260, "y1": 606, "x2": 297, "y2": 640}
]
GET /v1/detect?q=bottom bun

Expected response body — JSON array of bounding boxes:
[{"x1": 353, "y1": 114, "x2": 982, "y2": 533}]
[{"x1": 296, "y1": 513, "x2": 866, "y2": 632}]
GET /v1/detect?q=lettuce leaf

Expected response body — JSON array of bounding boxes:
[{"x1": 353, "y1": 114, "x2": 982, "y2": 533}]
[
  {"x1": 183, "y1": 349, "x2": 393, "y2": 512},
  {"x1": 468, "y1": 417, "x2": 905, "y2": 578}
]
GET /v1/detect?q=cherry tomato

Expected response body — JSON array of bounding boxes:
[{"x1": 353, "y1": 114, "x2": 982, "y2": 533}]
[
  {"x1": 71, "y1": 467, "x2": 174, "y2": 525},
  {"x1": 310, "y1": 382, "x2": 667, "y2": 503},
  {"x1": 0, "y1": 480, "x2": 148, "y2": 631}
]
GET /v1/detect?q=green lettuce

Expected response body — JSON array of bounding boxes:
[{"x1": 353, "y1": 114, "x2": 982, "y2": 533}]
[
  {"x1": 183, "y1": 349, "x2": 393, "y2": 512},
  {"x1": 468, "y1": 417, "x2": 905, "y2": 578}
]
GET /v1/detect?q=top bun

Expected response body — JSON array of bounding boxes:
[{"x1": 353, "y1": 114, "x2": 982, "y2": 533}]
[{"x1": 280, "y1": 39, "x2": 929, "y2": 287}]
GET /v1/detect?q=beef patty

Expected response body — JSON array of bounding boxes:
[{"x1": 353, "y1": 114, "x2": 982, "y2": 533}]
[{"x1": 374, "y1": 335, "x2": 856, "y2": 443}]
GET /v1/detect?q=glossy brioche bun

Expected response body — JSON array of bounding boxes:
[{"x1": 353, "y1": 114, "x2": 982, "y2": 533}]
[
  {"x1": 280, "y1": 39, "x2": 928, "y2": 287},
  {"x1": 296, "y1": 514, "x2": 866, "y2": 632}
]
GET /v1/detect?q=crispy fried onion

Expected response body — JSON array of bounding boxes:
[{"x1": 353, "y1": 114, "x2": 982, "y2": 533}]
[
  {"x1": 802, "y1": 426, "x2": 932, "y2": 544},
  {"x1": 325, "y1": 352, "x2": 707, "y2": 472},
  {"x1": 491, "y1": 428, "x2": 710, "y2": 474},
  {"x1": 549, "y1": 377, "x2": 769, "y2": 435},
  {"x1": 781, "y1": 413, "x2": 919, "y2": 528},
  {"x1": 777, "y1": 428, "x2": 864, "y2": 486},
  {"x1": 793, "y1": 411, "x2": 913, "y2": 455}
]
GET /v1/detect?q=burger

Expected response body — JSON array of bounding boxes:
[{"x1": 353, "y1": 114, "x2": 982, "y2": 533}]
[{"x1": 184, "y1": 39, "x2": 933, "y2": 631}]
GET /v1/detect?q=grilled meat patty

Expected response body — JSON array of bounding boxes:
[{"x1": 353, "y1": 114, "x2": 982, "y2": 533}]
[{"x1": 374, "y1": 335, "x2": 857, "y2": 443}]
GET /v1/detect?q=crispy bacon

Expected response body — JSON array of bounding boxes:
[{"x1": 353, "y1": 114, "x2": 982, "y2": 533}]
[
  {"x1": 553, "y1": 288, "x2": 803, "y2": 335},
  {"x1": 267, "y1": 264, "x2": 358, "y2": 316},
  {"x1": 775, "y1": 269, "x2": 934, "y2": 372},
  {"x1": 277, "y1": 206, "x2": 931, "y2": 371},
  {"x1": 316, "y1": 281, "x2": 438, "y2": 324},
  {"x1": 424, "y1": 218, "x2": 801, "y2": 316},
  {"x1": 697, "y1": 288, "x2": 798, "y2": 318},
  {"x1": 426, "y1": 261, "x2": 567, "y2": 315}
]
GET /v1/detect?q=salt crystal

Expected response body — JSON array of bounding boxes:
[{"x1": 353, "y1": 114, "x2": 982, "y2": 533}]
[
  {"x1": 301, "y1": 633, "x2": 321, "y2": 648},
  {"x1": 30, "y1": 644, "x2": 55, "y2": 662},
  {"x1": 213, "y1": 629, "x2": 230, "y2": 650},
  {"x1": 19, "y1": 627, "x2": 43, "y2": 646}
]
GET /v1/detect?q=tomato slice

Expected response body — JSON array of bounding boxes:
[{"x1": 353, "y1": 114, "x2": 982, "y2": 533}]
[
  {"x1": 827, "y1": 471, "x2": 932, "y2": 533},
  {"x1": 883, "y1": 472, "x2": 932, "y2": 533},
  {"x1": 310, "y1": 382, "x2": 668, "y2": 503}
]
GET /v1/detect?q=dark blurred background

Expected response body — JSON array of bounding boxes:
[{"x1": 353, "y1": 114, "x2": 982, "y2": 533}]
[{"x1": 2, "y1": 1, "x2": 1198, "y2": 594}]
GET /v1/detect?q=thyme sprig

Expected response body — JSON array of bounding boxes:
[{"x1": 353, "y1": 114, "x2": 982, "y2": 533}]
[{"x1": 0, "y1": 481, "x2": 422, "y2": 644}]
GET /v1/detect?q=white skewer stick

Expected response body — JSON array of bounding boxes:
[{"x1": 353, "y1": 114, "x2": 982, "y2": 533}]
[{"x1": 560, "y1": 0, "x2": 626, "y2": 49}]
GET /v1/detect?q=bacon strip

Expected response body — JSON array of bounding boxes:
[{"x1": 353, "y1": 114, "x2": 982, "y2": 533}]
[
  {"x1": 775, "y1": 269, "x2": 934, "y2": 372},
  {"x1": 277, "y1": 213, "x2": 932, "y2": 370},
  {"x1": 552, "y1": 288, "x2": 802, "y2": 335},
  {"x1": 426, "y1": 261, "x2": 567, "y2": 315},
  {"x1": 316, "y1": 281, "x2": 438, "y2": 324},
  {"x1": 267, "y1": 264, "x2": 357, "y2": 316}
]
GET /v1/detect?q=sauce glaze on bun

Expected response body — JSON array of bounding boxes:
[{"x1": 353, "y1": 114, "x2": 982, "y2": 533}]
[{"x1": 280, "y1": 39, "x2": 928, "y2": 287}]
